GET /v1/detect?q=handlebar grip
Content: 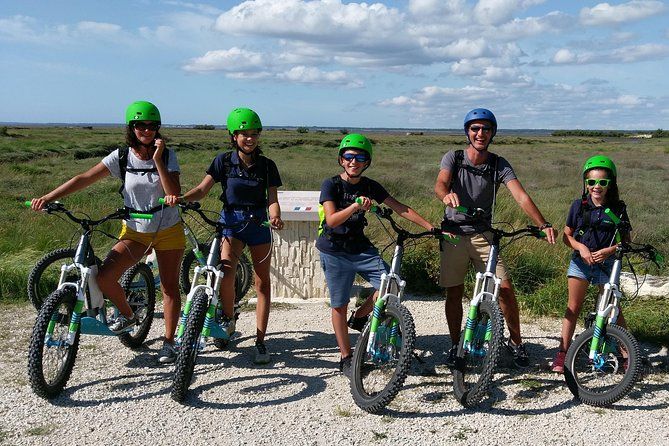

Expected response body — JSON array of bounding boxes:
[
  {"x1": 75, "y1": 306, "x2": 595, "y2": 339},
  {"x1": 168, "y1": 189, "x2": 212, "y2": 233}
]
[
  {"x1": 129, "y1": 213, "x2": 153, "y2": 220},
  {"x1": 355, "y1": 197, "x2": 378, "y2": 213},
  {"x1": 455, "y1": 205, "x2": 468, "y2": 213},
  {"x1": 655, "y1": 252, "x2": 665, "y2": 267},
  {"x1": 604, "y1": 208, "x2": 621, "y2": 225},
  {"x1": 24, "y1": 200, "x2": 32, "y2": 207},
  {"x1": 158, "y1": 198, "x2": 166, "y2": 205},
  {"x1": 442, "y1": 234, "x2": 460, "y2": 244},
  {"x1": 539, "y1": 231, "x2": 547, "y2": 238}
]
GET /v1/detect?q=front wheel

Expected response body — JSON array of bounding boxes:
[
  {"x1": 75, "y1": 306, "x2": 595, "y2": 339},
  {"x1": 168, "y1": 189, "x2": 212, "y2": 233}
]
[
  {"x1": 27, "y1": 287, "x2": 80, "y2": 398},
  {"x1": 452, "y1": 299, "x2": 504, "y2": 407},
  {"x1": 350, "y1": 302, "x2": 416, "y2": 413},
  {"x1": 27, "y1": 248, "x2": 79, "y2": 311},
  {"x1": 171, "y1": 289, "x2": 208, "y2": 403},
  {"x1": 180, "y1": 244, "x2": 252, "y2": 303},
  {"x1": 117, "y1": 263, "x2": 156, "y2": 349},
  {"x1": 564, "y1": 324, "x2": 641, "y2": 406}
]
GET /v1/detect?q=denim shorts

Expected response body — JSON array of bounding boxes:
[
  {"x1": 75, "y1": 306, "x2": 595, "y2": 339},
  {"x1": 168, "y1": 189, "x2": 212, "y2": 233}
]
[
  {"x1": 567, "y1": 256, "x2": 614, "y2": 285},
  {"x1": 219, "y1": 207, "x2": 271, "y2": 246},
  {"x1": 319, "y1": 248, "x2": 389, "y2": 309}
]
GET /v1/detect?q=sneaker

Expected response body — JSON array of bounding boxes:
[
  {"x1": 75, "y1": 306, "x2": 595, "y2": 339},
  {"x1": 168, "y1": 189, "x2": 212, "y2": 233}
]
[
  {"x1": 339, "y1": 355, "x2": 352, "y2": 379},
  {"x1": 347, "y1": 310, "x2": 369, "y2": 332},
  {"x1": 158, "y1": 340, "x2": 178, "y2": 364},
  {"x1": 109, "y1": 313, "x2": 137, "y2": 334},
  {"x1": 445, "y1": 345, "x2": 458, "y2": 367},
  {"x1": 253, "y1": 341, "x2": 271, "y2": 365},
  {"x1": 551, "y1": 350, "x2": 566, "y2": 373},
  {"x1": 220, "y1": 315, "x2": 236, "y2": 338},
  {"x1": 507, "y1": 339, "x2": 530, "y2": 368}
]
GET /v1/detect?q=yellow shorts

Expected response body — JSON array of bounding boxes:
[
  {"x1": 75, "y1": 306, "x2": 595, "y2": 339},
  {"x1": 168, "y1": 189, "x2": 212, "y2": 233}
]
[
  {"x1": 439, "y1": 232, "x2": 509, "y2": 288},
  {"x1": 119, "y1": 222, "x2": 186, "y2": 251}
]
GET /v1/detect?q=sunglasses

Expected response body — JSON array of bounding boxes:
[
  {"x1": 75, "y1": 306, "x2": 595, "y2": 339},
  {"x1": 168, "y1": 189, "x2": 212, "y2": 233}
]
[
  {"x1": 341, "y1": 153, "x2": 370, "y2": 163},
  {"x1": 469, "y1": 125, "x2": 492, "y2": 133},
  {"x1": 585, "y1": 178, "x2": 611, "y2": 187},
  {"x1": 134, "y1": 122, "x2": 160, "y2": 131}
]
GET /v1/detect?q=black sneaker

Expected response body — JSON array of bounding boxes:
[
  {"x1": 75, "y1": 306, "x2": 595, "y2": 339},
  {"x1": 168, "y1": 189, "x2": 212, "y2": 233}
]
[
  {"x1": 109, "y1": 313, "x2": 137, "y2": 334},
  {"x1": 347, "y1": 311, "x2": 368, "y2": 332},
  {"x1": 253, "y1": 341, "x2": 271, "y2": 365},
  {"x1": 445, "y1": 345, "x2": 458, "y2": 367},
  {"x1": 339, "y1": 355, "x2": 352, "y2": 378},
  {"x1": 506, "y1": 339, "x2": 530, "y2": 368}
]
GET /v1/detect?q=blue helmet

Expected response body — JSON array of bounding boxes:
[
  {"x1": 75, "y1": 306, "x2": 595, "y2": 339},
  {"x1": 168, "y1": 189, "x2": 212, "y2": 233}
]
[{"x1": 464, "y1": 108, "x2": 497, "y2": 137}]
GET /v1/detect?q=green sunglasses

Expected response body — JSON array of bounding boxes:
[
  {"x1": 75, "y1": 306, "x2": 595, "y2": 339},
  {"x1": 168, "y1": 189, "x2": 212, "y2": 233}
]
[{"x1": 585, "y1": 178, "x2": 611, "y2": 187}]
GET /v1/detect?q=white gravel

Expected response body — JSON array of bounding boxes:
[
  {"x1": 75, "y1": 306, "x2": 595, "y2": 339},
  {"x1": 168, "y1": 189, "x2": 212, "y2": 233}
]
[{"x1": 2, "y1": 297, "x2": 668, "y2": 446}]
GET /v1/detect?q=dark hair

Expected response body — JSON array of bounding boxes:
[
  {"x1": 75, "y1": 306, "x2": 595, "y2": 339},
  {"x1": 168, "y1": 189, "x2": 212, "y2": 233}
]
[
  {"x1": 229, "y1": 131, "x2": 263, "y2": 156},
  {"x1": 585, "y1": 168, "x2": 621, "y2": 206},
  {"x1": 125, "y1": 124, "x2": 164, "y2": 149}
]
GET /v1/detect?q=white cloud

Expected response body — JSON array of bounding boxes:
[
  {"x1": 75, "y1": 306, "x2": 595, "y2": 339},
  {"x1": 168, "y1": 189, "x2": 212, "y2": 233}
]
[
  {"x1": 551, "y1": 43, "x2": 669, "y2": 64},
  {"x1": 182, "y1": 47, "x2": 265, "y2": 72},
  {"x1": 495, "y1": 11, "x2": 572, "y2": 39},
  {"x1": 278, "y1": 66, "x2": 362, "y2": 87},
  {"x1": 580, "y1": 1, "x2": 667, "y2": 26},
  {"x1": 473, "y1": 0, "x2": 547, "y2": 26},
  {"x1": 76, "y1": 21, "x2": 122, "y2": 34}
]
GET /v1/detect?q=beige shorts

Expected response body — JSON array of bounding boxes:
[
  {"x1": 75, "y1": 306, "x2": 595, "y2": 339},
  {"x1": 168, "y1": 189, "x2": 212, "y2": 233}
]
[
  {"x1": 119, "y1": 222, "x2": 186, "y2": 251},
  {"x1": 439, "y1": 232, "x2": 508, "y2": 288}
]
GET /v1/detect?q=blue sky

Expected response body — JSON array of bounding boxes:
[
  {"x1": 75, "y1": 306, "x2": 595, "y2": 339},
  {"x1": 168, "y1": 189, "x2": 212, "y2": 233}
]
[{"x1": 1, "y1": 0, "x2": 668, "y2": 129}]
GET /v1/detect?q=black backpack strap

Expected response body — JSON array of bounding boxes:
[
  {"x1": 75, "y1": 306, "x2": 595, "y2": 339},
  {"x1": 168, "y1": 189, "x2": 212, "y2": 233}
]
[
  {"x1": 118, "y1": 147, "x2": 129, "y2": 197},
  {"x1": 218, "y1": 151, "x2": 234, "y2": 206},
  {"x1": 449, "y1": 149, "x2": 464, "y2": 187},
  {"x1": 118, "y1": 147, "x2": 171, "y2": 197},
  {"x1": 575, "y1": 199, "x2": 593, "y2": 241}
]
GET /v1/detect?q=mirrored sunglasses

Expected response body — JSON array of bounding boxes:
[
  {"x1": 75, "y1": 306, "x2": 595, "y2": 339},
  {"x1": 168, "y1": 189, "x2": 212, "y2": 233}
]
[{"x1": 341, "y1": 153, "x2": 370, "y2": 163}]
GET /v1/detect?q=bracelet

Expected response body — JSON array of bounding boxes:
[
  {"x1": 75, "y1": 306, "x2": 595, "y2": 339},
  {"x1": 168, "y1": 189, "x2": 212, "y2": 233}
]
[{"x1": 539, "y1": 222, "x2": 552, "y2": 230}]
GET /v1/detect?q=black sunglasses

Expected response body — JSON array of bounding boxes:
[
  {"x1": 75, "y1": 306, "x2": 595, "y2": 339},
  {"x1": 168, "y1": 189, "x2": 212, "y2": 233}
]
[
  {"x1": 341, "y1": 153, "x2": 370, "y2": 162},
  {"x1": 469, "y1": 125, "x2": 492, "y2": 133},
  {"x1": 134, "y1": 122, "x2": 160, "y2": 131}
]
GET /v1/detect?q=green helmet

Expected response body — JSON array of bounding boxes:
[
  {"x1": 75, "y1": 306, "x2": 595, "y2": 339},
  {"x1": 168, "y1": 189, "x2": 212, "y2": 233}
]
[
  {"x1": 338, "y1": 133, "x2": 373, "y2": 159},
  {"x1": 125, "y1": 101, "x2": 161, "y2": 124},
  {"x1": 227, "y1": 108, "x2": 262, "y2": 135},
  {"x1": 583, "y1": 155, "x2": 617, "y2": 178}
]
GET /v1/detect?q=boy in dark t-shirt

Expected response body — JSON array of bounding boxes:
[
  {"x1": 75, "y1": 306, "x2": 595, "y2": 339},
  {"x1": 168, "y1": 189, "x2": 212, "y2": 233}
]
[{"x1": 317, "y1": 133, "x2": 436, "y2": 377}]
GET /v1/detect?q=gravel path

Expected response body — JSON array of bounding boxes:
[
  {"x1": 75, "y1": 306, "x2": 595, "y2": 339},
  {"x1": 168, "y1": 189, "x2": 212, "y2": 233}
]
[{"x1": 1, "y1": 297, "x2": 668, "y2": 446}]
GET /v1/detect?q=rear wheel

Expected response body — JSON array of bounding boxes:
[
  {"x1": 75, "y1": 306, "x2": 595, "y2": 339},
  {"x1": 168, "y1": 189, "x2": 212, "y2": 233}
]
[
  {"x1": 117, "y1": 263, "x2": 156, "y2": 349},
  {"x1": 180, "y1": 244, "x2": 252, "y2": 303},
  {"x1": 564, "y1": 324, "x2": 641, "y2": 406},
  {"x1": 350, "y1": 302, "x2": 416, "y2": 413},
  {"x1": 452, "y1": 299, "x2": 504, "y2": 407},
  {"x1": 27, "y1": 248, "x2": 79, "y2": 311},
  {"x1": 171, "y1": 289, "x2": 208, "y2": 403},
  {"x1": 27, "y1": 287, "x2": 80, "y2": 399}
]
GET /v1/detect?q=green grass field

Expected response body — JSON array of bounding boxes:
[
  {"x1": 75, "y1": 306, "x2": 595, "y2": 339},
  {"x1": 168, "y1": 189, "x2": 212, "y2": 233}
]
[{"x1": 1, "y1": 126, "x2": 667, "y2": 343}]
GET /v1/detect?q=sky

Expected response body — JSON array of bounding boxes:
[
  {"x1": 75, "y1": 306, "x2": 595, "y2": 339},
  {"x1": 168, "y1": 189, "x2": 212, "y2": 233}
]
[{"x1": 1, "y1": 0, "x2": 668, "y2": 129}]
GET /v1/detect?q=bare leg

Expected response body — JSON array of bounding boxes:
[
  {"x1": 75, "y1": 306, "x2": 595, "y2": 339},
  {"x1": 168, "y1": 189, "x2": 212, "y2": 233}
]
[
  {"x1": 445, "y1": 284, "x2": 465, "y2": 345},
  {"x1": 353, "y1": 290, "x2": 379, "y2": 318},
  {"x1": 332, "y1": 305, "x2": 351, "y2": 357},
  {"x1": 155, "y1": 248, "x2": 184, "y2": 343},
  {"x1": 249, "y1": 242, "x2": 272, "y2": 343},
  {"x1": 219, "y1": 237, "x2": 245, "y2": 319},
  {"x1": 96, "y1": 240, "x2": 149, "y2": 317},
  {"x1": 559, "y1": 277, "x2": 590, "y2": 351},
  {"x1": 498, "y1": 279, "x2": 522, "y2": 345}
]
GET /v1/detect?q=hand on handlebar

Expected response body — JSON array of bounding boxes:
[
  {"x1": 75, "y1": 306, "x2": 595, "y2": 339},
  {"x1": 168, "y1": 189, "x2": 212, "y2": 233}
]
[
  {"x1": 162, "y1": 195, "x2": 181, "y2": 207},
  {"x1": 29, "y1": 197, "x2": 50, "y2": 212},
  {"x1": 541, "y1": 226, "x2": 556, "y2": 244},
  {"x1": 269, "y1": 215, "x2": 284, "y2": 230},
  {"x1": 355, "y1": 196, "x2": 373, "y2": 211}
]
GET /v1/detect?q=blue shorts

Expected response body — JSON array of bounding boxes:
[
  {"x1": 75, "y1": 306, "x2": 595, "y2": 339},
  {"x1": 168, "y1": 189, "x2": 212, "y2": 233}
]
[
  {"x1": 319, "y1": 248, "x2": 389, "y2": 309},
  {"x1": 219, "y1": 207, "x2": 271, "y2": 246},
  {"x1": 567, "y1": 256, "x2": 614, "y2": 285}
]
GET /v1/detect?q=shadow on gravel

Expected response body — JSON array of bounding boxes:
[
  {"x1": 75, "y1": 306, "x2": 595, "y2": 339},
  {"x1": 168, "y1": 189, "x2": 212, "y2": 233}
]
[
  {"x1": 182, "y1": 372, "x2": 329, "y2": 409},
  {"x1": 46, "y1": 371, "x2": 173, "y2": 407}
]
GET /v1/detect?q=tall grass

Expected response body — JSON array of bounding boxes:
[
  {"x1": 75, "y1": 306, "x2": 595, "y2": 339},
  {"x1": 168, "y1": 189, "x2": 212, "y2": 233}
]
[{"x1": 1, "y1": 127, "x2": 667, "y2": 342}]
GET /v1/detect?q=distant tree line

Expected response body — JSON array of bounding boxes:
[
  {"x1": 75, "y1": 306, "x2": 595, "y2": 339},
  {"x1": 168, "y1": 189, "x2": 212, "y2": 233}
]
[
  {"x1": 552, "y1": 129, "x2": 667, "y2": 138},
  {"x1": 193, "y1": 124, "x2": 216, "y2": 130}
]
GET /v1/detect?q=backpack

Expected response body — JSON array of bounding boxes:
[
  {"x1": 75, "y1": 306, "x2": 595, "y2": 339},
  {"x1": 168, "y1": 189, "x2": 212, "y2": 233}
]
[
  {"x1": 448, "y1": 149, "x2": 501, "y2": 219},
  {"x1": 574, "y1": 199, "x2": 626, "y2": 243},
  {"x1": 217, "y1": 151, "x2": 270, "y2": 208},
  {"x1": 318, "y1": 175, "x2": 374, "y2": 253},
  {"x1": 117, "y1": 146, "x2": 170, "y2": 197}
]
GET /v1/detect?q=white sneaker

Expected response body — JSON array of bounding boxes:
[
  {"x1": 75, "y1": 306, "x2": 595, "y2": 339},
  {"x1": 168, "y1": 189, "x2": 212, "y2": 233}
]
[{"x1": 253, "y1": 341, "x2": 270, "y2": 365}]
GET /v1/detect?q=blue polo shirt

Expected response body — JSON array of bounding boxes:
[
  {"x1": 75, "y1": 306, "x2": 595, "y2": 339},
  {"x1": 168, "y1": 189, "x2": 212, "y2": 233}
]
[
  {"x1": 565, "y1": 197, "x2": 630, "y2": 252},
  {"x1": 206, "y1": 150, "x2": 282, "y2": 208}
]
